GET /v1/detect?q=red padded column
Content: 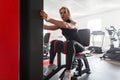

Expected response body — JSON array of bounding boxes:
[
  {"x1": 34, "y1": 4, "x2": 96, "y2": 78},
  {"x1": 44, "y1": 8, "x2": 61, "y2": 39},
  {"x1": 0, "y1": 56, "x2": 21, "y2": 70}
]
[{"x1": 0, "y1": 0, "x2": 19, "y2": 80}]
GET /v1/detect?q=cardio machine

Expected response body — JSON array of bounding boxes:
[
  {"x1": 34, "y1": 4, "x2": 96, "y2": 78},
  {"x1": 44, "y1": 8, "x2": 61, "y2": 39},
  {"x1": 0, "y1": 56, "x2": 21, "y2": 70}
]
[
  {"x1": 88, "y1": 31, "x2": 105, "y2": 54},
  {"x1": 117, "y1": 29, "x2": 120, "y2": 48},
  {"x1": 43, "y1": 29, "x2": 91, "y2": 80},
  {"x1": 100, "y1": 26, "x2": 120, "y2": 61}
]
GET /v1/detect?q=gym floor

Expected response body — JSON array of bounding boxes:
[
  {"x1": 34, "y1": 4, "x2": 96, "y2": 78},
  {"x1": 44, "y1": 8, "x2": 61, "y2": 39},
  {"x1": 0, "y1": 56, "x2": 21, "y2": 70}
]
[{"x1": 43, "y1": 53, "x2": 120, "y2": 80}]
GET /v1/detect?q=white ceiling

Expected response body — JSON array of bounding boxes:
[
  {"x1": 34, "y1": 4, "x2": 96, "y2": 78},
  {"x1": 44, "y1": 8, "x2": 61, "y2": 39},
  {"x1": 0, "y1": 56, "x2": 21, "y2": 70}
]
[{"x1": 44, "y1": 0, "x2": 120, "y2": 19}]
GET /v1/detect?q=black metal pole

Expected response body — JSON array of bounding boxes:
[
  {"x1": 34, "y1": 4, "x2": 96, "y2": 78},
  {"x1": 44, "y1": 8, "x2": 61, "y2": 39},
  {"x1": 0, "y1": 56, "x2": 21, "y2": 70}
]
[{"x1": 20, "y1": 0, "x2": 43, "y2": 80}]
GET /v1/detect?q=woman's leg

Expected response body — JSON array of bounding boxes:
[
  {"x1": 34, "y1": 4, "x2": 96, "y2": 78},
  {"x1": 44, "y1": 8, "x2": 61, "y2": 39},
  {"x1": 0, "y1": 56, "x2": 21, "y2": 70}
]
[
  {"x1": 49, "y1": 40, "x2": 64, "y2": 64},
  {"x1": 66, "y1": 40, "x2": 84, "y2": 70},
  {"x1": 44, "y1": 40, "x2": 58, "y2": 76},
  {"x1": 74, "y1": 41, "x2": 85, "y2": 53},
  {"x1": 49, "y1": 40, "x2": 57, "y2": 64},
  {"x1": 63, "y1": 40, "x2": 85, "y2": 80},
  {"x1": 66, "y1": 40, "x2": 76, "y2": 70}
]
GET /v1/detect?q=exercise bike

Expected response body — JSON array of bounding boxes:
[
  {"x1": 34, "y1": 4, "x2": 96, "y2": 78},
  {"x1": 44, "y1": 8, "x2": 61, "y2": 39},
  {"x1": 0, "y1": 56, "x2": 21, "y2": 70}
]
[
  {"x1": 117, "y1": 29, "x2": 120, "y2": 48},
  {"x1": 43, "y1": 29, "x2": 91, "y2": 80},
  {"x1": 100, "y1": 26, "x2": 120, "y2": 61},
  {"x1": 43, "y1": 33, "x2": 51, "y2": 60}
]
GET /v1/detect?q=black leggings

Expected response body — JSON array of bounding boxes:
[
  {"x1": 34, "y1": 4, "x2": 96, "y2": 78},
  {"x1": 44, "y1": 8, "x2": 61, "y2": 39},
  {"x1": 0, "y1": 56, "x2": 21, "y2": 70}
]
[{"x1": 49, "y1": 40, "x2": 85, "y2": 70}]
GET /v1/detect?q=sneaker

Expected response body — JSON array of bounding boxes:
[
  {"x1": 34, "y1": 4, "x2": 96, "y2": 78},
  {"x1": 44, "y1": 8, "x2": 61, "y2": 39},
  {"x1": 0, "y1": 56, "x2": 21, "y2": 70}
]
[
  {"x1": 62, "y1": 71, "x2": 72, "y2": 80},
  {"x1": 44, "y1": 64, "x2": 57, "y2": 76}
]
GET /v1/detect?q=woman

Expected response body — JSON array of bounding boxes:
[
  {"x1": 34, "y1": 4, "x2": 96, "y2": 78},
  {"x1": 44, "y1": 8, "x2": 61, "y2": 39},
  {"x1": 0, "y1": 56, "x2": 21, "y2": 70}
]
[{"x1": 40, "y1": 6, "x2": 84, "y2": 80}]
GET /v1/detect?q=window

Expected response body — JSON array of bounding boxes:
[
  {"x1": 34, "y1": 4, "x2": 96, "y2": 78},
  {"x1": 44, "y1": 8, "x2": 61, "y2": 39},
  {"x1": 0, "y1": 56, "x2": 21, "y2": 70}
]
[
  {"x1": 87, "y1": 19, "x2": 103, "y2": 46},
  {"x1": 87, "y1": 19, "x2": 102, "y2": 32}
]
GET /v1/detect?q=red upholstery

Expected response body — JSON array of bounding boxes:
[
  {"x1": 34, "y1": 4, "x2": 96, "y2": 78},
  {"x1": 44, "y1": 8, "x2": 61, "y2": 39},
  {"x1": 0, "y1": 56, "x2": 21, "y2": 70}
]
[
  {"x1": 53, "y1": 40, "x2": 58, "y2": 53},
  {"x1": 63, "y1": 41, "x2": 67, "y2": 54},
  {"x1": 75, "y1": 53, "x2": 85, "y2": 57},
  {"x1": 53, "y1": 40, "x2": 68, "y2": 54},
  {"x1": 53, "y1": 40, "x2": 86, "y2": 57}
]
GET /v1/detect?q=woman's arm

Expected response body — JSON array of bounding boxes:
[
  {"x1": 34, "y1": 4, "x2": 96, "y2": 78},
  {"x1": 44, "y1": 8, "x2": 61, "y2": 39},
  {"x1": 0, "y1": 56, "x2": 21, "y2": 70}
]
[
  {"x1": 44, "y1": 25, "x2": 60, "y2": 30},
  {"x1": 40, "y1": 10, "x2": 76, "y2": 29},
  {"x1": 47, "y1": 18, "x2": 76, "y2": 29},
  {"x1": 47, "y1": 18, "x2": 67, "y2": 28}
]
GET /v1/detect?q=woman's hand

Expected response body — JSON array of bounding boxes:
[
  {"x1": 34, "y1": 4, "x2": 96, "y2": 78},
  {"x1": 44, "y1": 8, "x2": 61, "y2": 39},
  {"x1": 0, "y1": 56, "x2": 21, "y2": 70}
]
[
  {"x1": 40, "y1": 10, "x2": 50, "y2": 21},
  {"x1": 70, "y1": 20, "x2": 76, "y2": 25}
]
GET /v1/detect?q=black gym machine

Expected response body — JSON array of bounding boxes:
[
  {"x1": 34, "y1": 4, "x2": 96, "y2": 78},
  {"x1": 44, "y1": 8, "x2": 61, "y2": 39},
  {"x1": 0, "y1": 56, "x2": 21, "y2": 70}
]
[
  {"x1": 43, "y1": 29, "x2": 91, "y2": 80},
  {"x1": 117, "y1": 29, "x2": 120, "y2": 48},
  {"x1": 43, "y1": 33, "x2": 51, "y2": 60},
  {"x1": 100, "y1": 26, "x2": 120, "y2": 61}
]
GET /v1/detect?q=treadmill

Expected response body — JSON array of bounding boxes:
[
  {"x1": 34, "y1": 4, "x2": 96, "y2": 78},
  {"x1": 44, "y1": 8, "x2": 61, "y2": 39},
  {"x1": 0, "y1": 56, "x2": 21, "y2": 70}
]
[{"x1": 88, "y1": 31, "x2": 105, "y2": 54}]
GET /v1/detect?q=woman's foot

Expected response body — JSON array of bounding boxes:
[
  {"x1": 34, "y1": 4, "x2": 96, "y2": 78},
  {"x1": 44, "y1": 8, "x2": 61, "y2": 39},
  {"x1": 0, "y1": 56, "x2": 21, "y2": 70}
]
[
  {"x1": 62, "y1": 71, "x2": 72, "y2": 80},
  {"x1": 44, "y1": 64, "x2": 57, "y2": 76}
]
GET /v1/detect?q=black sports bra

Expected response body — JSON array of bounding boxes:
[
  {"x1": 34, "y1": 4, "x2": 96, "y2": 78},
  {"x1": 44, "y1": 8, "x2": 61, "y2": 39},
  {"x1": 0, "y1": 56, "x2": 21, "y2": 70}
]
[
  {"x1": 61, "y1": 19, "x2": 81, "y2": 43},
  {"x1": 61, "y1": 28, "x2": 81, "y2": 43}
]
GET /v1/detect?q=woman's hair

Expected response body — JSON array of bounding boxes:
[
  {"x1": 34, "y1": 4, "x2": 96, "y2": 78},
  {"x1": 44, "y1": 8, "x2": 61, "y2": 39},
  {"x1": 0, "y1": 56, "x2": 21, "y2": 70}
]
[{"x1": 59, "y1": 6, "x2": 70, "y2": 16}]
